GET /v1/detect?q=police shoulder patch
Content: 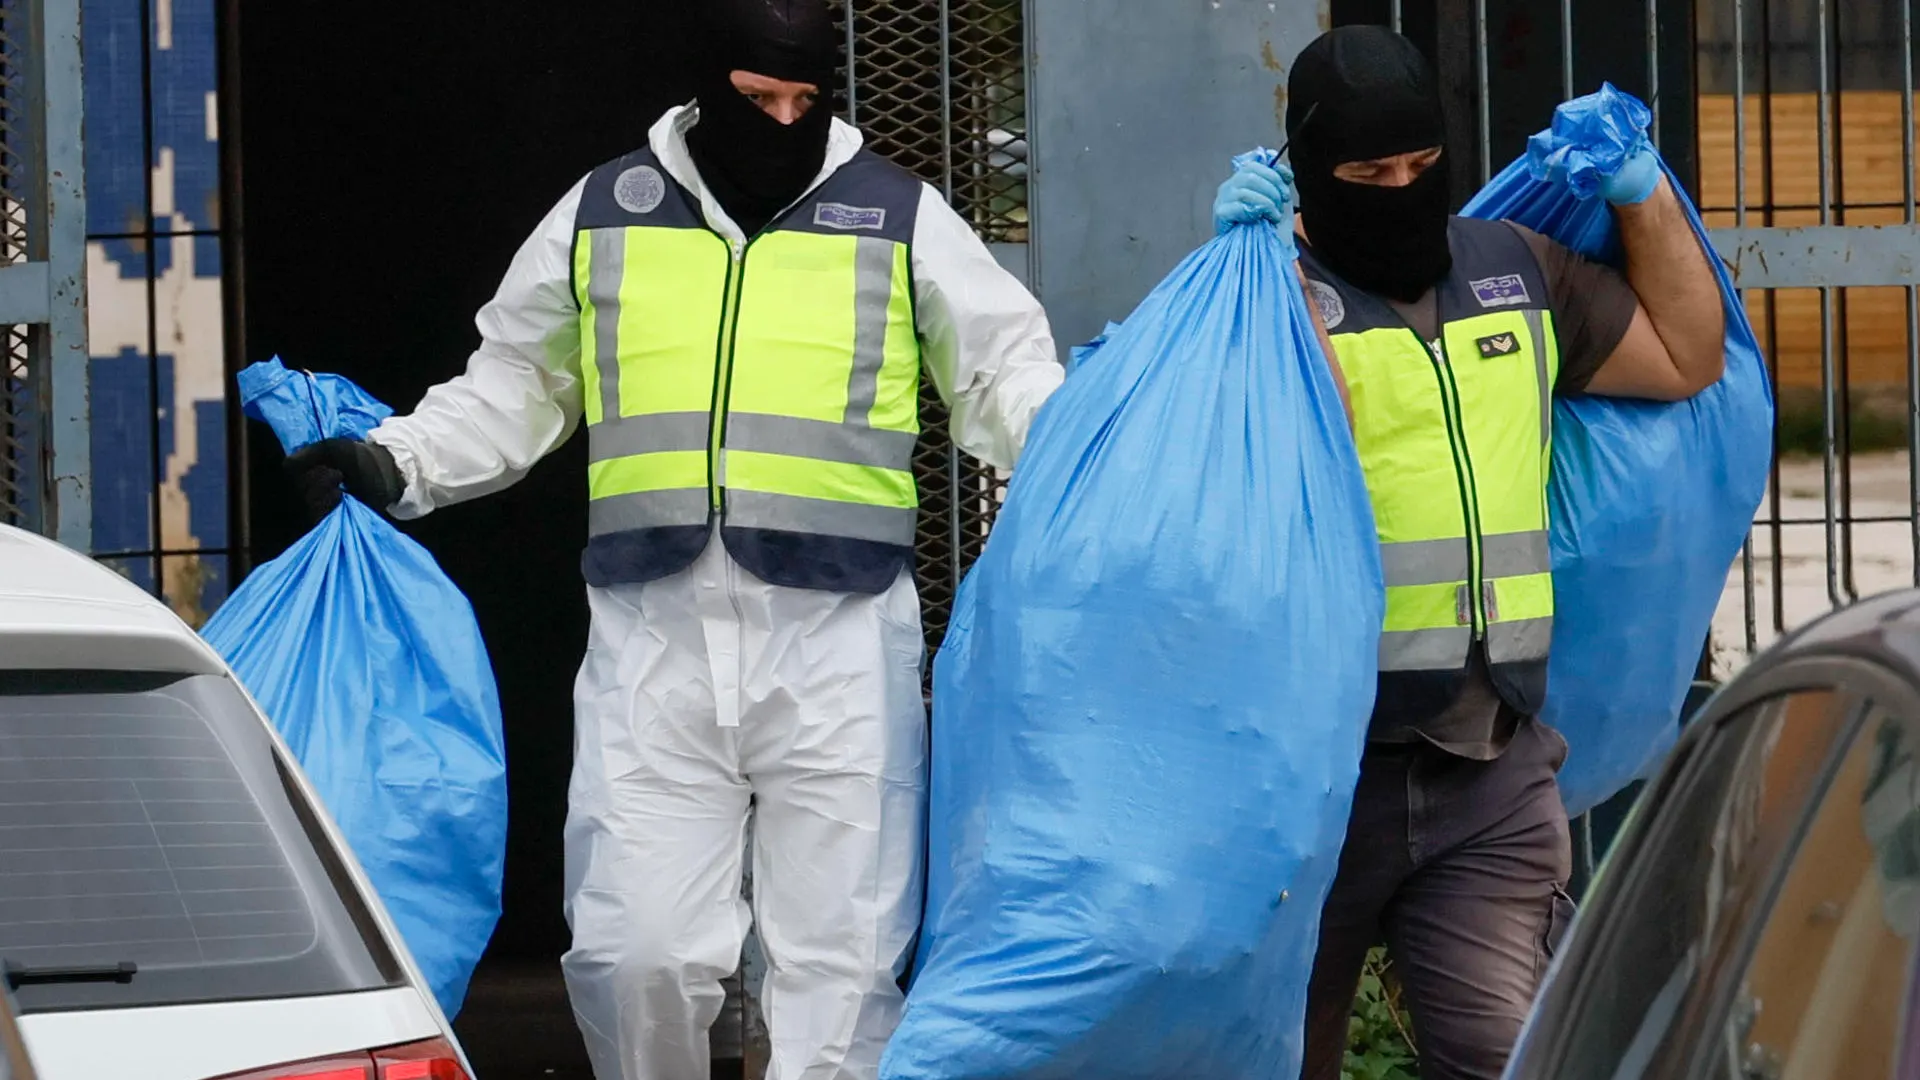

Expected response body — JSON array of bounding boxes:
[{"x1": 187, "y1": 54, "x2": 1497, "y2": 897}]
[
  {"x1": 1468, "y1": 273, "x2": 1532, "y2": 308},
  {"x1": 813, "y1": 203, "x2": 888, "y2": 231},
  {"x1": 1307, "y1": 278, "x2": 1347, "y2": 330},
  {"x1": 613, "y1": 165, "x2": 666, "y2": 215}
]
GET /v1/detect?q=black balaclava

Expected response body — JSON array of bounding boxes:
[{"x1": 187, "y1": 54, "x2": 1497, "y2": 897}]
[
  {"x1": 1287, "y1": 26, "x2": 1453, "y2": 303},
  {"x1": 687, "y1": 0, "x2": 838, "y2": 237}
]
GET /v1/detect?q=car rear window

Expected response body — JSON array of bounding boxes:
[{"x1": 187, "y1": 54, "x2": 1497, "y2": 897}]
[{"x1": 0, "y1": 671, "x2": 401, "y2": 1011}]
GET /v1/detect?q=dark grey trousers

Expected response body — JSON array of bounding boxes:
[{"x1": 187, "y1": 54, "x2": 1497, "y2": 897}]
[{"x1": 1301, "y1": 720, "x2": 1576, "y2": 1080}]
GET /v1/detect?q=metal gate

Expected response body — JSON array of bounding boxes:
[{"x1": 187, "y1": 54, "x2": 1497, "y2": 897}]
[
  {"x1": 841, "y1": 0, "x2": 1028, "y2": 674},
  {"x1": 1429, "y1": 0, "x2": 1920, "y2": 674},
  {"x1": 1418, "y1": 0, "x2": 1920, "y2": 878},
  {"x1": 1695, "y1": 0, "x2": 1920, "y2": 669},
  {"x1": 0, "y1": 0, "x2": 85, "y2": 550}
]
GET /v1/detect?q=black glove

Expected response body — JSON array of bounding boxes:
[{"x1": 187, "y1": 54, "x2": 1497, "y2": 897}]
[{"x1": 284, "y1": 437, "x2": 404, "y2": 520}]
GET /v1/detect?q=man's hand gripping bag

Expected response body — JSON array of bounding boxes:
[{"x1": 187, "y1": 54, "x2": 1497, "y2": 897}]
[
  {"x1": 200, "y1": 359, "x2": 507, "y2": 1018},
  {"x1": 1462, "y1": 85, "x2": 1773, "y2": 816},
  {"x1": 881, "y1": 152, "x2": 1385, "y2": 1080}
]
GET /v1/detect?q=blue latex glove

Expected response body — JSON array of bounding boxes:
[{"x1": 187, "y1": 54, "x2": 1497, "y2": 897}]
[
  {"x1": 1213, "y1": 158, "x2": 1296, "y2": 235},
  {"x1": 1599, "y1": 141, "x2": 1662, "y2": 205}
]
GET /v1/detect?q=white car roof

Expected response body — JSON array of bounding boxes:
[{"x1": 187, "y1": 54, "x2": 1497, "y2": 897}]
[{"x1": 0, "y1": 525, "x2": 225, "y2": 675}]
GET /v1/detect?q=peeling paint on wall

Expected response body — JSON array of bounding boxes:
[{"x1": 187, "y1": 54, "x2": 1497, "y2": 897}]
[{"x1": 83, "y1": 0, "x2": 226, "y2": 626}]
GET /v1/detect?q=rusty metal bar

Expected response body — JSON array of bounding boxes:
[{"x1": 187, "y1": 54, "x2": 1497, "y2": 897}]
[
  {"x1": 1711, "y1": 225, "x2": 1920, "y2": 288},
  {"x1": 1832, "y1": 0, "x2": 1858, "y2": 603},
  {"x1": 945, "y1": 0, "x2": 967, "y2": 600},
  {"x1": 941, "y1": 0, "x2": 953, "y2": 204},
  {"x1": 1905, "y1": 0, "x2": 1920, "y2": 587},
  {"x1": 1816, "y1": 0, "x2": 1841, "y2": 609},
  {"x1": 11, "y1": 0, "x2": 89, "y2": 547},
  {"x1": 1761, "y1": 0, "x2": 1786, "y2": 639},
  {"x1": 844, "y1": 2, "x2": 860, "y2": 125},
  {"x1": 1734, "y1": 0, "x2": 1758, "y2": 653},
  {"x1": 1560, "y1": 0, "x2": 1574, "y2": 100},
  {"x1": 1475, "y1": 0, "x2": 1491, "y2": 184},
  {"x1": 1647, "y1": 0, "x2": 1661, "y2": 146}
]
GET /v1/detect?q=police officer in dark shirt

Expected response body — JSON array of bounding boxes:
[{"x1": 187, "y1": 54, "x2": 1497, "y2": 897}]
[{"x1": 1211, "y1": 26, "x2": 1727, "y2": 1080}]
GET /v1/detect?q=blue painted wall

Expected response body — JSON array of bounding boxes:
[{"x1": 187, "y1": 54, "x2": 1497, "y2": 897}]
[{"x1": 82, "y1": 0, "x2": 227, "y2": 624}]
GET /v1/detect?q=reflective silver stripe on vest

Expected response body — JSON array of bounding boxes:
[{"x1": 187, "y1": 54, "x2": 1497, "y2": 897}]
[
  {"x1": 588, "y1": 411, "x2": 710, "y2": 462},
  {"x1": 1487, "y1": 616, "x2": 1553, "y2": 663},
  {"x1": 1378, "y1": 528, "x2": 1548, "y2": 588},
  {"x1": 843, "y1": 237, "x2": 896, "y2": 426},
  {"x1": 726, "y1": 490, "x2": 916, "y2": 546},
  {"x1": 1380, "y1": 626, "x2": 1474, "y2": 672},
  {"x1": 588, "y1": 229, "x2": 627, "y2": 424},
  {"x1": 1481, "y1": 529, "x2": 1551, "y2": 579},
  {"x1": 588, "y1": 412, "x2": 918, "y2": 472},
  {"x1": 1380, "y1": 538, "x2": 1470, "y2": 588},
  {"x1": 589, "y1": 489, "x2": 710, "y2": 534},
  {"x1": 1522, "y1": 307, "x2": 1551, "y2": 447},
  {"x1": 726, "y1": 412, "x2": 916, "y2": 469}
]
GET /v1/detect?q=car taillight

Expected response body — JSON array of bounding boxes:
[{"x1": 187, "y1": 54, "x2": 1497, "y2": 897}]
[
  {"x1": 372, "y1": 1039, "x2": 470, "y2": 1080},
  {"x1": 210, "y1": 1040, "x2": 468, "y2": 1080}
]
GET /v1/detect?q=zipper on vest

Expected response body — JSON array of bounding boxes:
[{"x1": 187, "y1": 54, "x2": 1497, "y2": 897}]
[
  {"x1": 704, "y1": 191, "x2": 815, "y2": 517},
  {"x1": 709, "y1": 237, "x2": 750, "y2": 512},
  {"x1": 1302, "y1": 245, "x2": 1492, "y2": 640},
  {"x1": 1406, "y1": 331, "x2": 1489, "y2": 641},
  {"x1": 1433, "y1": 339, "x2": 1488, "y2": 638}
]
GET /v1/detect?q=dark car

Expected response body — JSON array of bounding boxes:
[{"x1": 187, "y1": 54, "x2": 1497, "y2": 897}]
[{"x1": 1508, "y1": 589, "x2": 1920, "y2": 1080}]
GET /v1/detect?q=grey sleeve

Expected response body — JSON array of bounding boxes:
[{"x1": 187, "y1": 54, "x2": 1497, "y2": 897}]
[{"x1": 1509, "y1": 224, "x2": 1639, "y2": 396}]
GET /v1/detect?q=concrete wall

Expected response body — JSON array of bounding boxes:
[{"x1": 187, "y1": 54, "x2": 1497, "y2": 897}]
[{"x1": 1026, "y1": 0, "x2": 1331, "y2": 358}]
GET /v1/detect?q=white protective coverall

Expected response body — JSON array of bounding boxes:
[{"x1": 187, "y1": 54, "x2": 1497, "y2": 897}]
[{"x1": 367, "y1": 105, "x2": 1063, "y2": 1080}]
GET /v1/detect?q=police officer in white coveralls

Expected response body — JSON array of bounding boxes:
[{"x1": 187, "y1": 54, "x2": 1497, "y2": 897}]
[{"x1": 285, "y1": 1, "x2": 1064, "y2": 1076}]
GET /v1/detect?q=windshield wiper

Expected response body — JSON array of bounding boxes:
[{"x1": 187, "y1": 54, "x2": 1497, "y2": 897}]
[{"x1": 3, "y1": 961, "x2": 137, "y2": 989}]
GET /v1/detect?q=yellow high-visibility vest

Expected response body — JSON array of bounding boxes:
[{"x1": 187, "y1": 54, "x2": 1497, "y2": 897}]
[
  {"x1": 569, "y1": 146, "x2": 927, "y2": 593},
  {"x1": 1303, "y1": 217, "x2": 1560, "y2": 720}
]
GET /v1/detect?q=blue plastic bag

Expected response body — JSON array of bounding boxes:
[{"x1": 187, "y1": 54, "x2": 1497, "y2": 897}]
[
  {"x1": 882, "y1": 153, "x2": 1385, "y2": 1080},
  {"x1": 1067, "y1": 321, "x2": 1123, "y2": 373},
  {"x1": 201, "y1": 359, "x2": 507, "y2": 1017},
  {"x1": 1462, "y1": 85, "x2": 1773, "y2": 816}
]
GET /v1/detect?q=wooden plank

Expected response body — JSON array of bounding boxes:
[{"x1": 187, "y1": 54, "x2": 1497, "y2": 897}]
[
  {"x1": 1695, "y1": 93, "x2": 1920, "y2": 390},
  {"x1": 1698, "y1": 92, "x2": 1917, "y2": 210}
]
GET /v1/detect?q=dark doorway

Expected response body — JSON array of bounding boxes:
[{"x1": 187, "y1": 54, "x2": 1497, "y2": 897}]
[
  {"x1": 1328, "y1": 0, "x2": 1699, "y2": 202},
  {"x1": 232, "y1": 1, "x2": 701, "y2": 1073}
]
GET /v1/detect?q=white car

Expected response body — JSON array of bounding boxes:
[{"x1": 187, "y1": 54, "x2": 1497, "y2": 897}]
[
  {"x1": 0, "y1": 525, "x2": 474, "y2": 1080},
  {"x1": 0, "y1": 984, "x2": 41, "y2": 1080}
]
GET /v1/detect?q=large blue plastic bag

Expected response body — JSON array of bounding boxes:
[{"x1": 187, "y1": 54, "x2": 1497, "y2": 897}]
[
  {"x1": 1067, "y1": 321, "x2": 1123, "y2": 373},
  {"x1": 882, "y1": 163, "x2": 1385, "y2": 1080},
  {"x1": 201, "y1": 359, "x2": 506, "y2": 1017},
  {"x1": 1462, "y1": 85, "x2": 1773, "y2": 816}
]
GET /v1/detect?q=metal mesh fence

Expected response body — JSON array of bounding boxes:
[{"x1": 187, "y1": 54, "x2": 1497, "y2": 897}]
[
  {"x1": 1, "y1": 324, "x2": 30, "y2": 528},
  {"x1": 0, "y1": 0, "x2": 23, "y2": 264},
  {"x1": 0, "y1": 0, "x2": 34, "y2": 528},
  {"x1": 949, "y1": 0, "x2": 1026, "y2": 244},
  {"x1": 844, "y1": 0, "x2": 1029, "y2": 673}
]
